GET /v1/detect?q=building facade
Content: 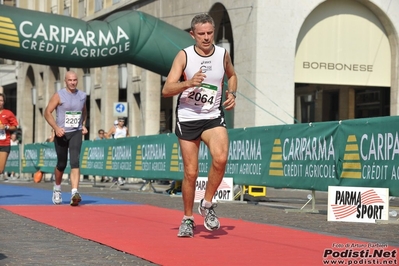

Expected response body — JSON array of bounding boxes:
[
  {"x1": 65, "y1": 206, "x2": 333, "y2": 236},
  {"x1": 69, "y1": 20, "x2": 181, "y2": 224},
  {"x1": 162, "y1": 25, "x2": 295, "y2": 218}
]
[{"x1": 0, "y1": 0, "x2": 398, "y2": 144}]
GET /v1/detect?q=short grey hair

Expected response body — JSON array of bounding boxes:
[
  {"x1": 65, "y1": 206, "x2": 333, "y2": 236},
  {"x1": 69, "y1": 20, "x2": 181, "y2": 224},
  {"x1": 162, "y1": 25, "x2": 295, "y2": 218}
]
[{"x1": 191, "y1": 13, "x2": 215, "y2": 31}]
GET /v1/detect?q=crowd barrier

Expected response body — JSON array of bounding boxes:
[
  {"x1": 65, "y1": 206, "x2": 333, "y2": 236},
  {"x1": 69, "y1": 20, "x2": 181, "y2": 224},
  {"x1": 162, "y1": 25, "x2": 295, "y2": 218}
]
[{"x1": 6, "y1": 116, "x2": 399, "y2": 196}]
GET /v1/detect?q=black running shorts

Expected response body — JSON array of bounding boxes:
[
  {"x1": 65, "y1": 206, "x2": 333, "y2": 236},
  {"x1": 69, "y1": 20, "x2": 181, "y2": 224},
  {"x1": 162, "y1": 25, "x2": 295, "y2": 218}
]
[
  {"x1": 0, "y1": 145, "x2": 10, "y2": 153},
  {"x1": 175, "y1": 116, "x2": 226, "y2": 141}
]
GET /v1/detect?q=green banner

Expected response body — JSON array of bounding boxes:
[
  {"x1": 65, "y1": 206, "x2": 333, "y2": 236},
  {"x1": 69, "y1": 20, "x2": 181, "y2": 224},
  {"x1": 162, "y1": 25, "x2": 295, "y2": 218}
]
[
  {"x1": 337, "y1": 117, "x2": 398, "y2": 190},
  {"x1": 226, "y1": 117, "x2": 399, "y2": 195},
  {"x1": 227, "y1": 121, "x2": 340, "y2": 188},
  {"x1": 17, "y1": 116, "x2": 399, "y2": 196},
  {"x1": 0, "y1": 5, "x2": 194, "y2": 76},
  {"x1": 22, "y1": 142, "x2": 70, "y2": 174},
  {"x1": 5, "y1": 145, "x2": 20, "y2": 173},
  {"x1": 80, "y1": 134, "x2": 182, "y2": 179}
]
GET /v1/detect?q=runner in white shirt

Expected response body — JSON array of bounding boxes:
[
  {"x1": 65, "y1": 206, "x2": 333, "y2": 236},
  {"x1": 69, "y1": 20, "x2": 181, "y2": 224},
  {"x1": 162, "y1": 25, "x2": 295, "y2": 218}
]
[
  {"x1": 162, "y1": 13, "x2": 237, "y2": 238},
  {"x1": 106, "y1": 117, "x2": 129, "y2": 139},
  {"x1": 106, "y1": 117, "x2": 130, "y2": 185}
]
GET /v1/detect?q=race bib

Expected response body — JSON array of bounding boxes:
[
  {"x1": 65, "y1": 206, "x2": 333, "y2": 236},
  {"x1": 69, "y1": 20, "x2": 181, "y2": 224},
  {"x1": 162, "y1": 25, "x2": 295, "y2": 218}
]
[
  {"x1": 185, "y1": 83, "x2": 217, "y2": 110},
  {"x1": 0, "y1": 129, "x2": 5, "y2": 140},
  {"x1": 64, "y1": 111, "x2": 82, "y2": 128}
]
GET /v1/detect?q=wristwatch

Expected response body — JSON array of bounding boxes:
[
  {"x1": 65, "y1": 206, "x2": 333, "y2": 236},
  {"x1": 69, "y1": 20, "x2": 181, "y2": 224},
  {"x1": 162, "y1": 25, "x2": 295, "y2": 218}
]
[
  {"x1": 5, "y1": 125, "x2": 9, "y2": 130},
  {"x1": 229, "y1": 91, "x2": 237, "y2": 98}
]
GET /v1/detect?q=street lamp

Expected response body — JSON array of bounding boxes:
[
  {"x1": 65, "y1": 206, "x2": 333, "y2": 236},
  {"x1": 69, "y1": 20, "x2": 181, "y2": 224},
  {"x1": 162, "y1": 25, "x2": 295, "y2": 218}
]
[
  {"x1": 83, "y1": 73, "x2": 91, "y2": 95},
  {"x1": 216, "y1": 23, "x2": 230, "y2": 54},
  {"x1": 217, "y1": 22, "x2": 233, "y2": 128},
  {"x1": 54, "y1": 80, "x2": 61, "y2": 92},
  {"x1": 118, "y1": 64, "x2": 127, "y2": 89}
]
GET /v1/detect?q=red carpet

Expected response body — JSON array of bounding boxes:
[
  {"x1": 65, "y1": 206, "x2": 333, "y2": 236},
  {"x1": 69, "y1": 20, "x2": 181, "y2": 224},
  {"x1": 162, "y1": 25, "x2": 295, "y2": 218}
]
[{"x1": 1, "y1": 205, "x2": 396, "y2": 265}]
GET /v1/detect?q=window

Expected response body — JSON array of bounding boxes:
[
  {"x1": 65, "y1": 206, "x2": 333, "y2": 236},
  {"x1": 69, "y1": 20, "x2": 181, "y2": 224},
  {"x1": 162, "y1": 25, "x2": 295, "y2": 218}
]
[
  {"x1": 78, "y1": 0, "x2": 85, "y2": 18},
  {"x1": 95, "y1": 0, "x2": 103, "y2": 12},
  {"x1": 63, "y1": 7, "x2": 70, "y2": 16}
]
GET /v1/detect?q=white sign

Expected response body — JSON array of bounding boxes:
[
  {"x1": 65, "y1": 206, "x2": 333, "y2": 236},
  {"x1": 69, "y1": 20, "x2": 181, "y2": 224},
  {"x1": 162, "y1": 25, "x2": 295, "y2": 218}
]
[
  {"x1": 195, "y1": 177, "x2": 233, "y2": 202},
  {"x1": 113, "y1": 102, "x2": 128, "y2": 117},
  {"x1": 327, "y1": 186, "x2": 389, "y2": 223}
]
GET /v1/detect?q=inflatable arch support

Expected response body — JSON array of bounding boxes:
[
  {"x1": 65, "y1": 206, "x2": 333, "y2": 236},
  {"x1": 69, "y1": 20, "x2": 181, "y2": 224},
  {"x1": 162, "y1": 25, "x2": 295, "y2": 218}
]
[{"x1": 0, "y1": 5, "x2": 195, "y2": 76}]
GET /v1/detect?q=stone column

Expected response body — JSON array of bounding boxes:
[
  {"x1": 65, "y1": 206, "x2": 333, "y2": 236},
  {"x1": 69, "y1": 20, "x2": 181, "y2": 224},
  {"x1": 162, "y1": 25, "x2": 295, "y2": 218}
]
[{"x1": 141, "y1": 71, "x2": 161, "y2": 135}]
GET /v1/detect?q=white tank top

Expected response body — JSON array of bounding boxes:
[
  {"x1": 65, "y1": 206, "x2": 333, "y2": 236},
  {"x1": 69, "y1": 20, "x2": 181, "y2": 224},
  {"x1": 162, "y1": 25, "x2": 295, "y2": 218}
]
[
  {"x1": 177, "y1": 45, "x2": 226, "y2": 122},
  {"x1": 114, "y1": 126, "x2": 127, "y2": 138}
]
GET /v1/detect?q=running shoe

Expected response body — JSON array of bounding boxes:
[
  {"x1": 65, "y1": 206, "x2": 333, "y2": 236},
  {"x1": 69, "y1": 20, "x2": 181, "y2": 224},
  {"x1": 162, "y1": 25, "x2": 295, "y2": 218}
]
[
  {"x1": 52, "y1": 189, "x2": 62, "y2": 205},
  {"x1": 1, "y1": 173, "x2": 8, "y2": 182},
  {"x1": 70, "y1": 191, "x2": 82, "y2": 206},
  {"x1": 177, "y1": 218, "x2": 196, "y2": 237},
  {"x1": 198, "y1": 199, "x2": 220, "y2": 231}
]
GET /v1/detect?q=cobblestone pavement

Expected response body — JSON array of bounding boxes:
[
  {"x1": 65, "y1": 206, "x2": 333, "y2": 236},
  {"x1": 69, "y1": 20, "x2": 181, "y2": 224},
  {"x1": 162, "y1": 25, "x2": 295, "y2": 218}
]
[{"x1": 1, "y1": 179, "x2": 398, "y2": 265}]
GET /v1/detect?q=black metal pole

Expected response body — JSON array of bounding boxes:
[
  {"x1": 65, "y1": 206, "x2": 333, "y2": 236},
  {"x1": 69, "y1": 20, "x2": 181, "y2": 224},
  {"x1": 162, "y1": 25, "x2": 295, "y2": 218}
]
[{"x1": 32, "y1": 105, "x2": 35, "y2": 143}]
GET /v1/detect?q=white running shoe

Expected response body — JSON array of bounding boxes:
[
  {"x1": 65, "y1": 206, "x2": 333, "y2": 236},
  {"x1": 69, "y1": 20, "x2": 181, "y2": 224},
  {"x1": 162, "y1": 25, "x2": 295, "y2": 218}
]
[
  {"x1": 198, "y1": 199, "x2": 220, "y2": 231},
  {"x1": 118, "y1": 178, "x2": 125, "y2": 186},
  {"x1": 52, "y1": 190, "x2": 62, "y2": 205}
]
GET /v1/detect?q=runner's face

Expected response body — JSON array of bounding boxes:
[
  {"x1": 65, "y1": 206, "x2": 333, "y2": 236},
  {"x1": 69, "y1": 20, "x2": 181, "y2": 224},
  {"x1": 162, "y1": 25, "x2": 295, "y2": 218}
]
[
  {"x1": 65, "y1": 73, "x2": 78, "y2": 91},
  {"x1": 191, "y1": 22, "x2": 214, "y2": 52},
  {"x1": 0, "y1": 96, "x2": 4, "y2": 109}
]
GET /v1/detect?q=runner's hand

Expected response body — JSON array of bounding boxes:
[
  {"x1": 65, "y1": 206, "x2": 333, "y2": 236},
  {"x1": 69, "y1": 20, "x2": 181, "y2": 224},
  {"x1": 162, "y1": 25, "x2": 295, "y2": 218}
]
[
  {"x1": 190, "y1": 69, "x2": 206, "y2": 87},
  {"x1": 223, "y1": 90, "x2": 236, "y2": 110}
]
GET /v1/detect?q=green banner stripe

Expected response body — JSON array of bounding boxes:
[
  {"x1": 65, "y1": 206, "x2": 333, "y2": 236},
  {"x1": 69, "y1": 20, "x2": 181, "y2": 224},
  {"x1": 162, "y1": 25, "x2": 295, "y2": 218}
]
[
  {"x1": 201, "y1": 83, "x2": 218, "y2": 91},
  {"x1": 6, "y1": 115, "x2": 399, "y2": 196}
]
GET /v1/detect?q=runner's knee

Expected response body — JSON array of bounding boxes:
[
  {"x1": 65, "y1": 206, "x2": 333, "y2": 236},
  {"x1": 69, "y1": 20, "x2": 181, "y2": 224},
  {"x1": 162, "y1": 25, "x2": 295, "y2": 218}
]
[
  {"x1": 70, "y1": 156, "x2": 80, "y2": 168},
  {"x1": 56, "y1": 162, "x2": 67, "y2": 172}
]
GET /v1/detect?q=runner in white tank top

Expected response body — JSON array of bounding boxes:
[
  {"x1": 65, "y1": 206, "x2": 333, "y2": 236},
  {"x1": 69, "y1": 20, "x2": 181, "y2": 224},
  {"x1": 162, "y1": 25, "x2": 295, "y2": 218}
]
[
  {"x1": 114, "y1": 126, "x2": 128, "y2": 138},
  {"x1": 106, "y1": 117, "x2": 129, "y2": 139},
  {"x1": 105, "y1": 117, "x2": 130, "y2": 185},
  {"x1": 162, "y1": 14, "x2": 238, "y2": 238},
  {"x1": 176, "y1": 44, "x2": 225, "y2": 122}
]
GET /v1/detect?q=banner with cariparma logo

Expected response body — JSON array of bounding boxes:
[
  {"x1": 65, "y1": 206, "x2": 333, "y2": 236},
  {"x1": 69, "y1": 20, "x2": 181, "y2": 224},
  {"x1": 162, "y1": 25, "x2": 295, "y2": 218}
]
[
  {"x1": 327, "y1": 186, "x2": 389, "y2": 223},
  {"x1": 0, "y1": 5, "x2": 194, "y2": 76},
  {"x1": 21, "y1": 142, "x2": 70, "y2": 174},
  {"x1": 5, "y1": 145, "x2": 20, "y2": 173},
  {"x1": 12, "y1": 116, "x2": 399, "y2": 197}
]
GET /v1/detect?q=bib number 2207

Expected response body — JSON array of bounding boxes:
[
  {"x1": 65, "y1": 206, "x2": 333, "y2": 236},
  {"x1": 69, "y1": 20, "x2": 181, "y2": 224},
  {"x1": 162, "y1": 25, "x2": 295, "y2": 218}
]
[{"x1": 65, "y1": 111, "x2": 82, "y2": 128}]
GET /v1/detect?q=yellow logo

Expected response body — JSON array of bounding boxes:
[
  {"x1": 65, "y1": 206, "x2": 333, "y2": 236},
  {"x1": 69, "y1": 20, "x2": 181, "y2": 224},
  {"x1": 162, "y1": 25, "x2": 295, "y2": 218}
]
[
  {"x1": 269, "y1": 139, "x2": 283, "y2": 176},
  {"x1": 135, "y1": 145, "x2": 142, "y2": 170},
  {"x1": 21, "y1": 151, "x2": 26, "y2": 167},
  {"x1": 340, "y1": 135, "x2": 362, "y2": 178},
  {"x1": 170, "y1": 143, "x2": 179, "y2": 172},
  {"x1": 81, "y1": 147, "x2": 89, "y2": 168},
  {"x1": 105, "y1": 146, "x2": 113, "y2": 170},
  {"x1": 38, "y1": 148, "x2": 44, "y2": 167},
  {"x1": 0, "y1": 16, "x2": 20, "y2": 47}
]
